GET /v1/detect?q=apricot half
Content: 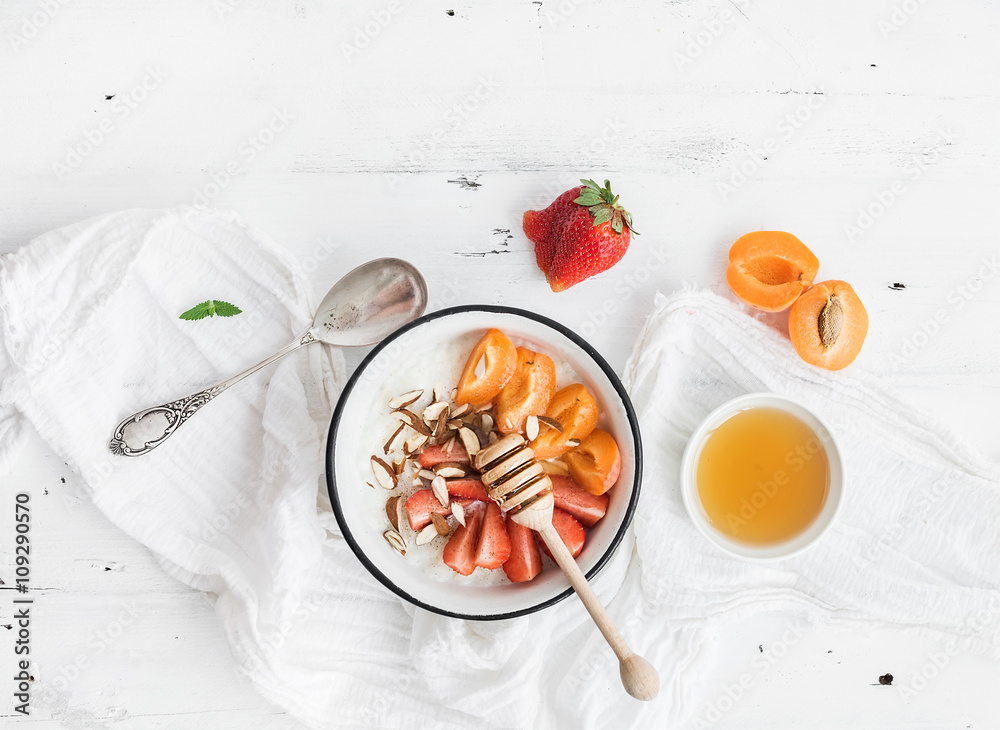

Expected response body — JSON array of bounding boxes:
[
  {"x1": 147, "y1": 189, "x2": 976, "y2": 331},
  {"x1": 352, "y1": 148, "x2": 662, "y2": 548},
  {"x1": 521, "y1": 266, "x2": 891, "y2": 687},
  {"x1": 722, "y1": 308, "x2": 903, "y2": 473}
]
[
  {"x1": 530, "y1": 383, "x2": 599, "y2": 460},
  {"x1": 495, "y1": 347, "x2": 556, "y2": 434},
  {"x1": 726, "y1": 231, "x2": 819, "y2": 312},
  {"x1": 455, "y1": 329, "x2": 517, "y2": 405},
  {"x1": 563, "y1": 428, "x2": 621, "y2": 496},
  {"x1": 788, "y1": 280, "x2": 868, "y2": 370}
]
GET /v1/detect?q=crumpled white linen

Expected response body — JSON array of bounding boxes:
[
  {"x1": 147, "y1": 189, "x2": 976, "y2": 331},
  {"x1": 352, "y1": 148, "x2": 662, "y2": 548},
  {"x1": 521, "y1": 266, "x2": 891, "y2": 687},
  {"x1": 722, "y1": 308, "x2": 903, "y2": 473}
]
[{"x1": 1, "y1": 210, "x2": 998, "y2": 729}]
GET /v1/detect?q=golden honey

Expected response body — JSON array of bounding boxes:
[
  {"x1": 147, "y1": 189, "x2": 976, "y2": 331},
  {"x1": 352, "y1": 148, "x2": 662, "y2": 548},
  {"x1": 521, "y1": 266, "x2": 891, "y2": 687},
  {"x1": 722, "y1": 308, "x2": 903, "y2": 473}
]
[{"x1": 696, "y1": 406, "x2": 829, "y2": 545}]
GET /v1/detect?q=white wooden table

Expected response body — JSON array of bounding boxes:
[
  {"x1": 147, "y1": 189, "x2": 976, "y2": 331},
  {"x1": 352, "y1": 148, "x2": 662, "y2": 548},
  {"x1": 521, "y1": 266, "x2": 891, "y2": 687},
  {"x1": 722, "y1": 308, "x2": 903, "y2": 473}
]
[{"x1": 2, "y1": 0, "x2": 998, "y2": 727}]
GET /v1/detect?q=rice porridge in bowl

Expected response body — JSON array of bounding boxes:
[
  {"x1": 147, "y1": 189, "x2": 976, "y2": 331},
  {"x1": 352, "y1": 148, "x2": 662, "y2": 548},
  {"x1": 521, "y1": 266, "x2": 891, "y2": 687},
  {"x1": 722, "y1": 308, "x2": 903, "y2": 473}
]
[{"x1": 326, "y1": 306, "x2": 641, "y2": 619}]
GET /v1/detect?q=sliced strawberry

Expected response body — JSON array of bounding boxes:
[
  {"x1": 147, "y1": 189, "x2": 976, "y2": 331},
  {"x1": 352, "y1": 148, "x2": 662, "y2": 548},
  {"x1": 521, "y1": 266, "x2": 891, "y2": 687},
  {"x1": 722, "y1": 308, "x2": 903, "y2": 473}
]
[
  {"x1": 550, "y1": 474, "x2": 609, "y2": 528},
  {"x1": 418, "y1": 442, "x2": 470, "y2": 467},
  {"x1": 538, "y1": 507, "x2": 586, "y2": 559},
  {"x1": 405, "y1": 489, "x2": 474, "y2": 531},
  {"x1": 475, "y1": 501, "x2": 512, "y2": 569},
  {"x1": 503, "y1": 518, "x2": 542, "y2": 583},
  {"x1": 443, "y1": 502, "x2": 485, "y2": 576},
  {"x1": 446, "y1": 478, "x2": 489, "y2": 501}
]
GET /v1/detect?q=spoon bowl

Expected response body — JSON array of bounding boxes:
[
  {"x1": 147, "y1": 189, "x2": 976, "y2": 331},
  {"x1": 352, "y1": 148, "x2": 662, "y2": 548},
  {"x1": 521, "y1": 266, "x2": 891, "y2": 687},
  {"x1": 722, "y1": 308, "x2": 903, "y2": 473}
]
[{"x1": 313, "y1": 258, "x2": 428, "y2": 347}]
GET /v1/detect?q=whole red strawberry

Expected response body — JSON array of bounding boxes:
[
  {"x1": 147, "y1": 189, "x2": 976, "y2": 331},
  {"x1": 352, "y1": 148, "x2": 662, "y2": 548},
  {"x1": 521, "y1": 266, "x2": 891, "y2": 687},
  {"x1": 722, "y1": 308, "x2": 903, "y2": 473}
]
[{"x1": 522, "y1": 178, "x2": 637, "y2": 292}]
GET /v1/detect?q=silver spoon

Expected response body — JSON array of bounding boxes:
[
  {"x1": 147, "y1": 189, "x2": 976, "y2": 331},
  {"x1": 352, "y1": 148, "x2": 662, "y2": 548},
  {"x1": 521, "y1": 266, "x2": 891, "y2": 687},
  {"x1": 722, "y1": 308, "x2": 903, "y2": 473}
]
[{"x1": 109, "y1": 258, "x2": 428, "y2": 457}]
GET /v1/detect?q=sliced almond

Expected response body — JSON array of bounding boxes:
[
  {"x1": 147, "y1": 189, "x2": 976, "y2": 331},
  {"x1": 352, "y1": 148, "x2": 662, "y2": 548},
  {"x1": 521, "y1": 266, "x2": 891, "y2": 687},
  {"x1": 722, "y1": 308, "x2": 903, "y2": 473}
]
[
  {"x1": 447, "y1": 418, "x2": 465, "y2": 430},
  {"x1": 422, "y1": 401, "x2": 449, "y2": 426},
  {"x1": 525, "y1": 415, "x2": 540, "y2": 441},
  {"x1": 418, "y1": 468, "x2": 437, "y2": 481},
  {"x1": 392, "y1": 457, "x2": 405, "y2": 475},
  {"x1": 385, "y1": 496, "x2": 402, "y2": 531},
  {"x1": 458, "y1": 427, "x2": 481, "y2": 457},
  {"x1": 435, "y1": 465, "x2": 467, "y2": 479},
  {"x1": 433, "y1": 409, "x2": 449, "y2": 439},
  {"x1": 540, "y1": 459, "x2": 570, "y2": 476},
  {"x1": 566, "y1": 438, "x2": 581, "y2": 448},
  {"x1": 383, "y1": 422, "x2": 406, "y2": 454},
  {"x1": 395, "y1": 409, "x2": 432, "y2": 436},
  {"x1": 440, "y1": 433, "x2": 459, "y2": 454},
  {"x1": 431, "y1": 475, "x2": 450, "y2": 507},
  {"x1": 451, "y1": 501, "x2": 466, "y2": 527},
  {"x1": 538, "y1": 416, "x2": 563, "y2": 433},
  {"x1": 388, "y1": 389, "x2": 423, "y2": 410},
  {"x1": 475, "y1": 401, "x2": 493, "y2": 413},
  {"x1": 404, "y1": 432, "x2": 429, "y2": 452},
  {"x1": 488, "y1": 431, "x2": 499, "y2": 445},
  {"x1": 383, "y1": 529, "x2": 406, "y2": 555},
  {"x1": 478, "y1": 413, "x2": 494, "y2": 432},
  {"x1": 415, "y1": 523, "x2": 439, "y2": 545},
  {"x1": 371, "y1": 455, "x2": 397, "y2": 490},
  {"x1": 451, "y1": 403, "x2": 473, "y2": 419},
  {"x1": 430, "y1": 512, "x2": 450, "y2": 536},
  {"x1": 366, "y1": 481, "x2": 376, "y2": 489}
]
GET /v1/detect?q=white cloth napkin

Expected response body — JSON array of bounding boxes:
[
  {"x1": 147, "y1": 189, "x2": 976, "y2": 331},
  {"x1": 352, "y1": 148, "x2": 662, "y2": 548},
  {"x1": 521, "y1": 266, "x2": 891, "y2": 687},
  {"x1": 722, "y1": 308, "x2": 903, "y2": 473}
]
[{"x1": 2, "y1": 210, "x2": 998, "y2": 729}]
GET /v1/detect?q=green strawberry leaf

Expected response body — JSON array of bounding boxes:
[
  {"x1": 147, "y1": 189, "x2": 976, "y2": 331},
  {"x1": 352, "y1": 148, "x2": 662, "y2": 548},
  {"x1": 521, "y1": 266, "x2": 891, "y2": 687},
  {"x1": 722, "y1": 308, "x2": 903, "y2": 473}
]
[
  {"x1": 574, "y1": 178, "x2": 638, "y2": 235},
  {"x1": 612, "y1": 211, "x2": 624, "y2": 234},
  {"x1": 592, "y1": 208, "x2": 613, "y2": 226},
  {"x1": 179, "y1": 299, "x2": 242, "y2": 320},
  {"x1": 574, "y1": 192, "x2": 603, "y2": 206}
]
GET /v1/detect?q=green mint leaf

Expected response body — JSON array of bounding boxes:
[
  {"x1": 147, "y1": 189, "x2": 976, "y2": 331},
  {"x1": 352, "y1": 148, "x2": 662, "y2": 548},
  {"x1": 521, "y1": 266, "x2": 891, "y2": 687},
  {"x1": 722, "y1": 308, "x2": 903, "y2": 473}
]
[
  {"x1": 212, "y1": 301, "x2": 242, "y2": 317},
  {"x1": 179, "y1": 299, "x2": 243, "y2": 320},
  {"x1": 179, "y1": 301, "x2": 213, "y2": 320}
]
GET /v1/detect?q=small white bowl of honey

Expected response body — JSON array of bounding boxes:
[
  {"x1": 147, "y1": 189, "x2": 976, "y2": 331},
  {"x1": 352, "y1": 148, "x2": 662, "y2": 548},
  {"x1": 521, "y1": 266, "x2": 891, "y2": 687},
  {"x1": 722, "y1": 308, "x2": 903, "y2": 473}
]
[{"x1": 680, "y1": 393, "x2": 844, "y2": 561}]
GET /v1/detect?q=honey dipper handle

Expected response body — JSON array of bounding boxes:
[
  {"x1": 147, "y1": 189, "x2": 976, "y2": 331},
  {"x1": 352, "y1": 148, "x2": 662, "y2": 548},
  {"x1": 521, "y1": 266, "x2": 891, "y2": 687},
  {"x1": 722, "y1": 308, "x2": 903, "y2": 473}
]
[{"x1": 537, "y1": 524, "x2": 660, "y2": 701}]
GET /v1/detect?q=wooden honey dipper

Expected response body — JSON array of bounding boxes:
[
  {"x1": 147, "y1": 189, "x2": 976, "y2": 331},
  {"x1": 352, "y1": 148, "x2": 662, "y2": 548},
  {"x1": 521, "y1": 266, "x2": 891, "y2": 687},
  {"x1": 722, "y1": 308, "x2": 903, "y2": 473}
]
[{"x1": 474, "y1": 433, "x2": 660, "y2": 701}]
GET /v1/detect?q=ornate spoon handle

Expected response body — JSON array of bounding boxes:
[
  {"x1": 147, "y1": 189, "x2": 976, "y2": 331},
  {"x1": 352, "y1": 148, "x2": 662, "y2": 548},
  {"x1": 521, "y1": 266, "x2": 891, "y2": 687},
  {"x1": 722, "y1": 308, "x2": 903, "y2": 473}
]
[{"x1": 109, "y1": 331, "x2": 316, "y2": 457}]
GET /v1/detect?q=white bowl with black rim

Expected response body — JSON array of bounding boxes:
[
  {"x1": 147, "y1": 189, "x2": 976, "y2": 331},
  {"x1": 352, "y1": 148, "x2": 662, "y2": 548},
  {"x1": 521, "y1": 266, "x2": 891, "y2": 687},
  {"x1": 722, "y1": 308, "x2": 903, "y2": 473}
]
[{"x1": 325, "y1": 305, "x2": 642, "y2": 620}]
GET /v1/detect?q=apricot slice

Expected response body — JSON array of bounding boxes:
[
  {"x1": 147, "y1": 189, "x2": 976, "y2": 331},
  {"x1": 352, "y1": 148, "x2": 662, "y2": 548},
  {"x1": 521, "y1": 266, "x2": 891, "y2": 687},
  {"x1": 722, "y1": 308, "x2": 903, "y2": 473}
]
[
  {"x1": 726, "y1": 231, "x2": 819, "y2": 312},
  {"x1": 530, "y1": 383, "x2": 599, "y2": 460},
  {"x1": 788, "y1": 280, "x2": 868, "y2": 370},
  {"x1": 495, "y1": 347, "x2": 556, "y2": 434},
  {"x1": 455, "y1": 329, "x2": 517, "y2": 405},
  {"x1": 563, "y1": 428, "x2": 621, "y2": 496}
]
